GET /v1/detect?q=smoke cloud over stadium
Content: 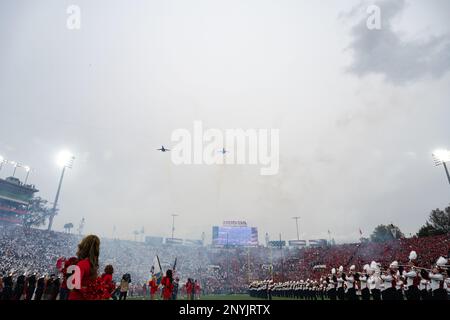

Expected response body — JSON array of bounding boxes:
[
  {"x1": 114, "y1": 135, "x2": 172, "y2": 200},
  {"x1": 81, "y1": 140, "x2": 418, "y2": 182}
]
[{"x1": 0, "y1": 0, "x2": 449, "y2": 244}]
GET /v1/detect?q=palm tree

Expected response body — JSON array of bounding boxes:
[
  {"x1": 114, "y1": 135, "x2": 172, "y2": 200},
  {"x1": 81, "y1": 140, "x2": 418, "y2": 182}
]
[
  {"x1": 64, "y1": 222, "x2": 74, "y2": 233},
  {"x1": 140, "y1": 226, "x2": 145, "y2": 241},
  {"x1": 133, "y1": 230, "x2": 139, "y2": 241}
]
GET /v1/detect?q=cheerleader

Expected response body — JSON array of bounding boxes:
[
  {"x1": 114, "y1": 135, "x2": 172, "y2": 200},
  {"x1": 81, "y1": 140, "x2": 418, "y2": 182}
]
[
  {"x1": 161, "y1": 269, "x2": 174, "y2": 300},
  {"x1": 149, "y1": 275, "x2": 159, "y2": 300},
  {"x1": 100, "y1": 265, "x2": 115, "y2": 298},
  {"x1": 185, "y1": 278, "x2": 194, "y2": 300},
  {"x1": 194, "y1": 280, "x2": 201, "y2": 300},
  {"x1": 68, "y1": 235, "x2": 101, "y2": 300}
]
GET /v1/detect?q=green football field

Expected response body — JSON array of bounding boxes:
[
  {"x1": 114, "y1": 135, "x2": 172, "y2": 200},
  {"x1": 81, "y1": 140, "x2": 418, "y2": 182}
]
[
  {"x1": 128, "y1": 294, "x2": 301, "y2": 301},
  {"x1": 199, "y1": 295, "x2": 300, "y2": 300}
]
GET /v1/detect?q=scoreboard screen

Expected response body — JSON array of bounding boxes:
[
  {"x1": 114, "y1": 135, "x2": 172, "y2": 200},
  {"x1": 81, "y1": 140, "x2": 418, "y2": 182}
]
[{"x1": 212, "y1": 226, "x2": 258, "y2": 246}]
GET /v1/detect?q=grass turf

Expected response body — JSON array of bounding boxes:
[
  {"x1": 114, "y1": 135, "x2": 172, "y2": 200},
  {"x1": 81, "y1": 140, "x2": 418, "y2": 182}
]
[{"x1": 128, "y1": 294, "x2": 309, "y2": 301}]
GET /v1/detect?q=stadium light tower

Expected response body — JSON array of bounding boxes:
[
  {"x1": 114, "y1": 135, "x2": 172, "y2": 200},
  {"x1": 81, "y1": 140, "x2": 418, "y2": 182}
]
[
  {"x1": 23, "y1": 166, "x2": 32, "y2": 184},
  {"x1": 171, "y1": 214, "x2": 179, "y2": 239},
  {"x1": 0, "y1": 155, "x2": 7, "y2": 172},
  {"x1": 432, "y1": 149, "x2": 450, "y2": 186},
  {"x1": 10, "y1": 161, "x2": 21, "y2": 177},
  {"x1": 279, "y1": 233, "x2": 284, "y2": 282},
  {"x1": 47, "y1": 150, "x2": 75, "y2": 231},
  {"x1": 292, "y1": 216, "x2": 300, "y2": 240}
]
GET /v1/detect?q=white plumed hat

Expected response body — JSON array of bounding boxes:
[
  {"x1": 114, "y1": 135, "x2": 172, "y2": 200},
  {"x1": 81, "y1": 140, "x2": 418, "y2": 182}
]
[
  {"x1": 350, "y1": 265, "x2": 356, "y2": 271},
  {"x1": 436, "y1": 256, "x2": 448, "y2": 267},
  {"x1": 339, "y1": 266, "x2": 344, "y2": 272},
  {"x1": 409, "y1": 251, "x2": 417, "y2": 261},
  {"x1": 390, "y1": 261, "x2": 399, "y2": 268},
  {"x1": 363, "y1": 264, "x2": 370, "y2": 271},
  {"x1": 370, "y1": 261, "x2": 379, "y2": 271},
  {"x1": 331, "y1": 268, "x2": 336, "y2": 275}
]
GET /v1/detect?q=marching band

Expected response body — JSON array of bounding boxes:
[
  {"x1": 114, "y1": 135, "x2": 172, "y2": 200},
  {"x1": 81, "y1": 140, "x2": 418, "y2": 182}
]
[{"x1": 249, "y1": 252, "x2": 449, "y2": 300}]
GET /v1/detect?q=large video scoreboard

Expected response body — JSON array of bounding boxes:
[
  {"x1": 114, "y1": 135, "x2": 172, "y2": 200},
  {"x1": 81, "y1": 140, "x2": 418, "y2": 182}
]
[{"x1": 212, "y1": 221, "x2": 258, "y2": 246}]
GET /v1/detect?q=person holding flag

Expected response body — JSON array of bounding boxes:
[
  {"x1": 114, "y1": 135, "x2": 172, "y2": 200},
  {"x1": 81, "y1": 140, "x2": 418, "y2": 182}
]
[
  {"x1": 172, "y1": 258, "x2": 177, "y2": 275},
  {"x1": 161, "y1": 269, "x2": 174, "y2": 300},
  {"x1": 172, "y1": 277, "x2": 179, "y2": 300},
  {"x1": 148, "y1": 275, "x2": 159, "y2": 300},
  {"x1": 150, "y1": 256, "x2": 162, "y2": 284},
  {"x1": 149, "y1": 255, "x2": 162, "y2": 300},
  {"x1": 171, "y1": 257, "x2": 179, "y2": 300}
]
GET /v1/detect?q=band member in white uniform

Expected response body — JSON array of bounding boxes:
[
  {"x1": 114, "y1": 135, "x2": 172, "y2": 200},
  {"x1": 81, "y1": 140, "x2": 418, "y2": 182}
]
[
  {"x1": 381, "y1": 261, "x2": 397, "y2": 300},
  {"x1": 429, "y1": 257, "x2": 448, "y2": 300},
  {"x1": 336, "y1": 266, "x2": 345, "y2": 300},
  {"x1": 327, "y1": 268, "x2": 337, "y2": 300},
  {"x1": 419, "y1": 270, "x2": 431, "y2": 300},
  {"x1": 403, "y1": 251, "x2": 420, "y2": 300},
  {"x1": 395, "y1": 267, "x2": 404, "y2": 300},
  {"x1": 345, "y1": 265, "x2": 357, "y2": 300},
  {"x1": 368, "y1": 261, "x2": 382, "y2": 300},
  {"x1": 359, "y1": 264, "x2": 370, "y2": 300}
]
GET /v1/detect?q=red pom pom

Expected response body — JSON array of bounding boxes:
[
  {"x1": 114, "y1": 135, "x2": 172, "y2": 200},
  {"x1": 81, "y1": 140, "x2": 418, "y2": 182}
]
[
  {"x1": 79, "y1": 277, "x2": 112, "y2": 300},
  {"x1": 56, "y1": 257, "x2": 66, "y2": 272}
]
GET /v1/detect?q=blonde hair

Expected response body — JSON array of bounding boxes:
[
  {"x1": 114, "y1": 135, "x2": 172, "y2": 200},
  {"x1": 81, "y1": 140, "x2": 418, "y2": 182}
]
[{"x1": 76, "y1": 235, "x2": 100, "y2": 279}]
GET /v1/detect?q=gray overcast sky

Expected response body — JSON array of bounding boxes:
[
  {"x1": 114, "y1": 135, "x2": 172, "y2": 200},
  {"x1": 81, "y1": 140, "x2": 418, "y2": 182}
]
[{"x1": 1, "y1": 0, "x2": 449, "y2": 243}]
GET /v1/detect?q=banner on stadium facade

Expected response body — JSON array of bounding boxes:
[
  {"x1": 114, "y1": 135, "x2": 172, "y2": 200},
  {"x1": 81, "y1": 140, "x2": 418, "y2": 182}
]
[
  {"x1": 222, "y1": 220, "x2": 247, "y2": 227},
  {"x1": 145, "y1": 236, "x2": 164, "y2": 246},
  {"x1": 288, "y1": 240, "x2": 307, "y2": 247},
  {"x1": 309, "y1": 239, "x2": 327, "y2": 247},
  {"x1": 268, "y1": 240, "x2": 286, "y2": 247},
  {"x1": 165, "y1": 237, "x2": 183, "y2": 245},
  {"x1": 184, "y1": 239, "x2": 203, "y2": 246}
]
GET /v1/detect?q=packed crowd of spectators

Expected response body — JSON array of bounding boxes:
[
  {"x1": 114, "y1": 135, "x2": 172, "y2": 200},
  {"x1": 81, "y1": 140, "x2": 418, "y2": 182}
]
[
  {"x1": 0, "y1": 224, "x2": 211, "y2": 288},
  {"x1": 0, "y1": 223, "x2": 448, "y2": 299},
  {"x1": 0, "y1": 225, "x2": 75, "y2": 276},
  {"x1": 279, "y1": 234, "x2": 449, "y2": 281}
]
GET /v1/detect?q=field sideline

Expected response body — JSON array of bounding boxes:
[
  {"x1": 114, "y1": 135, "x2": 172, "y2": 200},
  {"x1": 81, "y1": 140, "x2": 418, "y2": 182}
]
[{"x1": 128, "y1": 294, "x2": 301, "y2": 301}]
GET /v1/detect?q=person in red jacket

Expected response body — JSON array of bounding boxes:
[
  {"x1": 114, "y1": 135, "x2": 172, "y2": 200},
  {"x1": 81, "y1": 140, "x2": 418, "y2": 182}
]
[
  {"x1": 148, "y1": 275, "x2": 159, "y2": 300},
  {"x1": 68, "y1": 235, "x2": 100, "y2": 300},
  {"x1": 194, "y1": 280, "x2": 201, "y2": 300},
  {"x1": 185, "y1": 278, "x2": 194, "y2": 300},
  {"x1": 161, "y1": 270, "x2": 174, "y2": 300},
  {"x1": 101, "y1": 265, "x2": 115, "y2": 298},
  {"x1": 59, "y1": 257, "x2": 78, "y2": 300}
]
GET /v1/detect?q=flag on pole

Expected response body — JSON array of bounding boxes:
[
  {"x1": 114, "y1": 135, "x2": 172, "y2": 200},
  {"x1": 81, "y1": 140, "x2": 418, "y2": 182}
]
[
  {"x1": 150, "y1": 255, "x2": 163, "y2": 285},
  {"x1": 172, "y1": 257, "x2": 177, "y2": 278}
]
